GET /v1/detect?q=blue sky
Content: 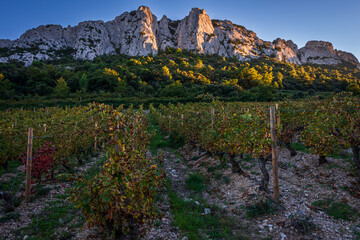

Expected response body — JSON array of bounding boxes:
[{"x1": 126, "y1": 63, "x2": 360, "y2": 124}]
[{"x1": 1, "y1": 0, "x2": 359, "y2": 59}]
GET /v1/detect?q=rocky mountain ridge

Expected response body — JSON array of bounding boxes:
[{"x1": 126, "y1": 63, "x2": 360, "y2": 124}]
[{"x1": 0, "y1": 6, "x2": 358, "y2": 67}]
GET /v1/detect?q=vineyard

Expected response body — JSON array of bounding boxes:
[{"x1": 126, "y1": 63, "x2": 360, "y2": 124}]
[
  {"x1": 150, "y1": 93, "x2": 360, "y2": 187},
  {"x1": 0, "y1": 94, "x2": 359, "y2": 239}
]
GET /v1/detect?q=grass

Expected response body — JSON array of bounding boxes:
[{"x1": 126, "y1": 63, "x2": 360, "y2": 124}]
[
  {"x1": 19, "y1": 198, "x2": 84, "y2": 240},
  {"x1": 288, "y1": 213, "x2": 316, "y2": 235},
  {"x1": 185, "y1": 173, "x2": 206, "y2": 192},
  {"x1": 168, "y1": 186, "x2": 246, "y2": 240},
  {"x1": 207, "y1": 161, "x2": 227, "y2": 173},
  {"x1": 149, "y1": 119, "x2": 184, "y2": 155},
  {"x1": 0, "y1": 212, "x2": 20, "y2": 223},
  {"x1": 17, "y1": 155, "x2": 105, "y2": 239},
  {"x1": 291, "y1": 143, "x2": 309, "y2": 153},
  {"x1": 245, "y1": 199, "x2": 278, "y2": 219},
  {"x1": 312, "y1": 199, "x2": 356, "y2": 220},
  {"x1": 0, "y1": 160, "x2": 21, "y2": 176}
]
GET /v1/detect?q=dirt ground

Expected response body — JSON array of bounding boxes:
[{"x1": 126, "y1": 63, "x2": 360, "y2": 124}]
[{"x1": 1, "y1": 145, "x2": 359, "y2": 240}]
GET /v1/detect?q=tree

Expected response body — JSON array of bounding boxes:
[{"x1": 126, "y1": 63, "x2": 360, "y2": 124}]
[
  {"x1": 79, "y1": 73, "x2": 89, "y2": 92},
  {"x1": 262, "y1": 71, "x2": 273, "y2": 86},
  {"x1": 275, "y1": 72, "x2": 284, "y2": 88},
  {"x1": 194, "y1": 59, "x2": 204, "y2": 69},
  {"x1": 241, "y1": 67, "x2": 263, "y2": 88},
  {"x1": 0, "y1": 73, "x2": 13, "y2": 99},
  {"x1": 161, "y1": 66, "x2": 172, "y2": 81},
  {"x1": 54, "y1": 77, "x2": 70, "y2": 98},
  {"x1": 347, "y1": 83, "x2": 360, "y2": 94}
]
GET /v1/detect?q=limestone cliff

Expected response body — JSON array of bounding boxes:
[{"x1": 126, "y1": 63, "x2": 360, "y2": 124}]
[{"x1": 0, "y1": 6, "x2": 358, "y2": 67}]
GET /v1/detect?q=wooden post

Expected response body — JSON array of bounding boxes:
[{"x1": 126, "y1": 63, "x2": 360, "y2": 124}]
[
  {"x1": 211, "y1": 108, "x2": 215, "y2": 127},
  {"x1": 181, "y1": 114, "x2": 184, "y2": 126},
  {"x1": 115, "y1": 120, "x2": 119, "y2": 152},
  {"x1": 275, "y1": 103, "x2": 280, "y2": 126},
  {"x1": 169, "y1": 115, "x2": 171, "y2": 133},
  {"x1": 94, "y1": 122, "x2": 98, "y2": 152},
  {"x1": 25, "y1": 128, "x2": 33, "y2": 203},
  {"x1": 270, "y1": 107, "x2": 279, "y2": 202}
]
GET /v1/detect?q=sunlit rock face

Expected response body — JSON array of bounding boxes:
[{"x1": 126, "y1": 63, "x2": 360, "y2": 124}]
[{"x1": 0, "y1": 6, "x2": 358, "y2": 67}]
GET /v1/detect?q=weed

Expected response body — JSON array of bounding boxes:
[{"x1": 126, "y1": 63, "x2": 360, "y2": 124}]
[
  {"x1": 214, "y1": 172, "x2": 222, "y2": 180},
  {"x1": 312, "y1": 199, "x2": 355, "y2": 220},
  {"x1": 222, "y1": 176, "x2": 230, "y2": 184},
  {"x1": 288, "y1": 213, "x2": 316, "y2": 235},
  {"x1": 0, "y1": 212, "x2": 20, "y2": 223},
  {"x1": 291, "y1": 143, "x2": 309, "y2": 153},
  {"x1": 149, "y1": 120, "x2": 184, "y2": 154},
  {"x1": 190, "y1": 155, "x2": 201, "y2": 161},
  {"x1": 168, "y1": 189, "x2": 244, "y2": 240},
  {"x1": 325, "y1": 163, "x2": 343, "y2": 170},
  {"x1": 185, "y1": 173, "x2": 206, "y2": 192},
  {"x1": 245, "y1": 200, "x2": 277, "y2": 219},
  {"x1": 207, "y1": 161, "x2": 227, "y2": 173},
  {"x1": 19, "y1": 198, "x2": 84, "y2": 240}
]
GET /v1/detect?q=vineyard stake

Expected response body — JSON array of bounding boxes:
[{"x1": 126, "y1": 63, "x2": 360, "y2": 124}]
[
  {"x1": 181, "y1": 114, "x2": 184, "y2": 126},
  {"x1": 270, "y1": 107, "x2": 279, "y2": 202},
  {"x1": 25, "y1": 128, "x2": 33, "y2": 203},
  {"x1": 94, "y1": 122, "x2": 98, "y2": 152},
  {"x1": 169, "y1": 115, "x2": 171, "y2": 133},
  {"x1": 211, "y1": 108, "x2": 215, "y2": 127},
  {"x1": 115, "y1": 120, "x2": 119, "y2": 152},
  {"x1": 275, "y1": 103, "x2": 280, "y2": 126}
]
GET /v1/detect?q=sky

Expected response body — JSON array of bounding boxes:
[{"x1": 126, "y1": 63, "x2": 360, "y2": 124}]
[{"x1": 0, "y1": 0, "x2": 359, "y2": 60}]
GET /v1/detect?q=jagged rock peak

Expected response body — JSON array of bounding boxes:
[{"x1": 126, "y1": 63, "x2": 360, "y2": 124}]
[
  {"x1": 299, "y1": 40, "x2": 342, "y2": 65},
  {"x1": 175, "y1": 7, "x2": 214, "y2": 52},
  {"x1": 0, "y1": 6, "x2": 358, "y2": 67}
]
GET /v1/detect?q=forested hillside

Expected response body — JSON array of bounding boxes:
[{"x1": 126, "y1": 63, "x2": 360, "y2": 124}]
[{"x1": 0, "y1": 48, "x2": 359, "y2": 102}]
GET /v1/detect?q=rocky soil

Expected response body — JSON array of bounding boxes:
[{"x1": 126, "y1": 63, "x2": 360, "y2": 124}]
[{"x1": 1, "y1": 143, "x2": 359, "y2": 239}]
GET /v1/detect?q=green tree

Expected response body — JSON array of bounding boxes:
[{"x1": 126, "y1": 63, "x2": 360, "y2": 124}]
[
  {"x1": 262, "y1": 71, "x2": 273, "y2": 85},
  {"x1": 79, "y1": 73, "x2": 89, "y2": 92},
  {"x1": 54, "y1": 77, "x2": 70, "y2": 98},
  {"x1": 162, "y1": 66, "x2": 172, "y2": 81},
  {"x1": 0, "y1": 73, "x2": 13, "y2": 99},
  {"x1": 347, "y1": 83, "x2": 360, "y2": 94},
  {"x1": 194, "y1": 59, "x2": 204, "y2": 69},
  {"x1": 275, "y1": 72, "x2": 284, "y2": 87}
]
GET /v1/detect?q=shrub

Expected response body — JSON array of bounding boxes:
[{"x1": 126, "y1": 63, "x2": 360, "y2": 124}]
[
  {"x1": 22, "y1": 141, "x2": 55, "y2": 183},
  {"x1": 70, "y1": 107, "x2": 165, "y2": 237}
]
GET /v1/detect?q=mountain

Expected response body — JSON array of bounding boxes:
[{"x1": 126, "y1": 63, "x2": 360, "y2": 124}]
[{"x1": 0, "y1": 6, "x2": 358, "y2": 67}]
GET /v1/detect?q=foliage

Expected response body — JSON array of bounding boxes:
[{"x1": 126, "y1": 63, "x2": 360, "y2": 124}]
[
  {"x1": 0, "y1": 48, "x2": 358, "y2": 101},
  {"x1": 22, "y1": 141, "x2": 55, "y2": 182},
  {"x1": 245, "y1": 199, "x2": 277, "y2": 219},
  {"x1": 70, "y1": 104, "x2": 165, "y2": 237},
  {"x1": 185, "y1": 173, "x2": 206, "y2": 192},
  {"x1": 312, "y1": 199, "x2": 356, "y2": 220},
  {"x1": 54, "y1": 77, "x2": 70, "y2": 98}
]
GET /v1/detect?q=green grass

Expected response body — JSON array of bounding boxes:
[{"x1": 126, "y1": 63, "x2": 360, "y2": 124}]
[
  {"x1": 149, "y1": 119, "x2": 184, "y2": 155},
  {"x1": 168, "y1": 188, "x2": 246, "y2": 240},
  {"x1": 185, "y1": 173, "x2": 206, "y2": 193},
  {"x1": 0, "y1": 171, "x2": 25, "y2": 194},
  {"x1": 312, "y1": 199, "x2": 356, "y2": 220},
  {"x1": 245, "y1": 200, "x2": 278, "y2": 219},
  {"x1": 207, "y1": 161, "x2": 227, "y2": 173},
  {"x1": 0, "y1": 160, "x2": 21, "y2": 176},
  {"x1": 291, "y1": 143, "x2": 309, "y2": 153},
  {"x1": 0, "y1": 212, "x2": 20, "y2": 223},
  {"x1": 19, "y1": 198, "x2": 84, "y2": 240}
]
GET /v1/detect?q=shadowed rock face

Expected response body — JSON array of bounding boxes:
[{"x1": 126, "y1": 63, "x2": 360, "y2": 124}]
[{"x1": 0, "y1": 6, "x2": 358, "y2": 67}]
